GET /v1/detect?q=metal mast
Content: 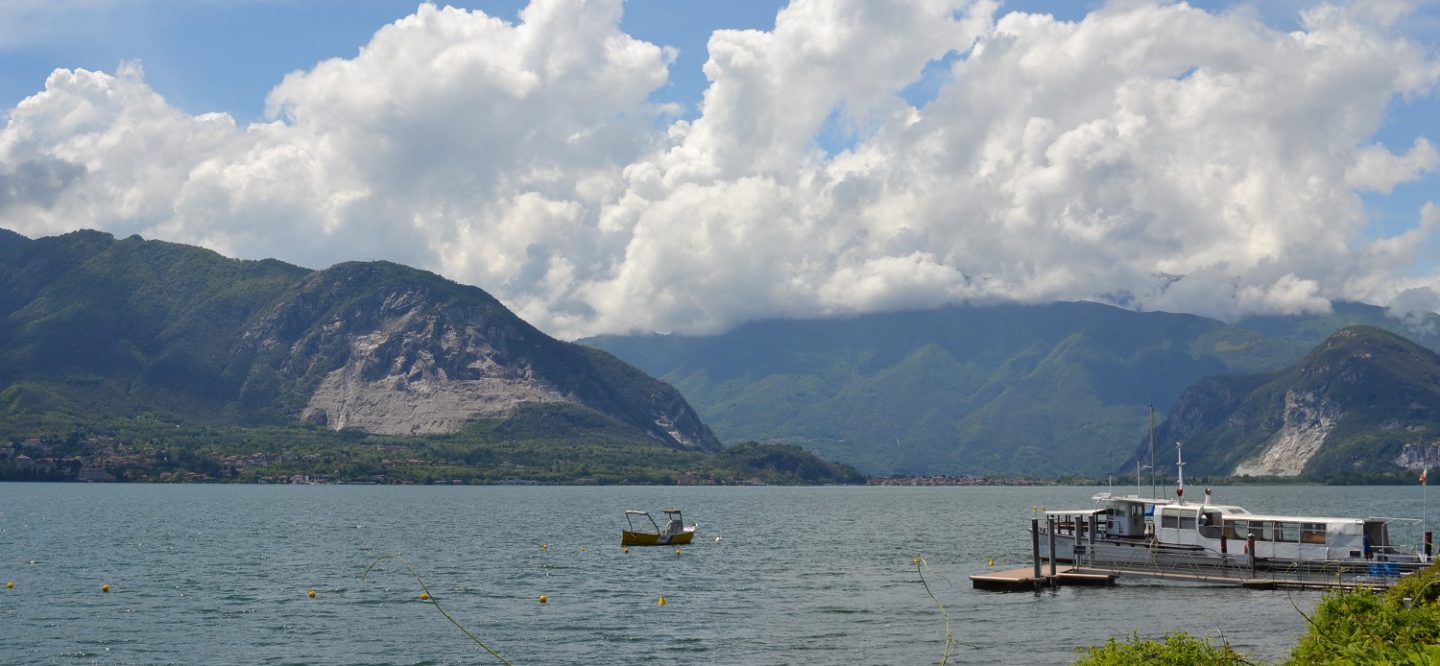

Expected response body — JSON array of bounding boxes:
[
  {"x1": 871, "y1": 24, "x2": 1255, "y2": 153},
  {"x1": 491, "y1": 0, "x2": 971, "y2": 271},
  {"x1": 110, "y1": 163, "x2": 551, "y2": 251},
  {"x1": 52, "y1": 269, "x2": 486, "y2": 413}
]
[
  {"x1": 1175, "y1": 442, "x2": 1185, "y2": 501},
  {"x1": 1148, "y1": 404, "x2": 1157, "y2": 499}
]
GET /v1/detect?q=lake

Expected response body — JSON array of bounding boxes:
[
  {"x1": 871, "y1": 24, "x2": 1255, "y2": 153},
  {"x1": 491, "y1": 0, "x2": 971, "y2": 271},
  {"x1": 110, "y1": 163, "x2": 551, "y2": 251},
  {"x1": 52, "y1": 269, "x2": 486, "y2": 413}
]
[{"x1": 0, "y1": 483, "x2": 1429, "y2": 664}]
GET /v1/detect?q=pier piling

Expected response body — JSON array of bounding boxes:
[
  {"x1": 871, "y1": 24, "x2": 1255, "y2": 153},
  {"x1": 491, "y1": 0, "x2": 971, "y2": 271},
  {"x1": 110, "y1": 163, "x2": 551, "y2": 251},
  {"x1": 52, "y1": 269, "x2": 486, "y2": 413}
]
[
  {"x1": 1087, "y1": 514, "x2": 1097, "y2": 566},
  {"x1": 1031, "y1": 519, "x2": 1041, "y2": 582},
  {"x1": 1047, "y1": 516, "x2": 1057, "y2": 578}
]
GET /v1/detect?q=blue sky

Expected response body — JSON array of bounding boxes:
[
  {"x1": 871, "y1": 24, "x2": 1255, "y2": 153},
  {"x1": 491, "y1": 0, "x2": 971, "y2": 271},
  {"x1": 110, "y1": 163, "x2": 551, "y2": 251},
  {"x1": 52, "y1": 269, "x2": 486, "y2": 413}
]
[
  {"x1": 12, "y1": 1, "x2": 1420, "y2": 126},
  {"x1": 1, "y1": 1, "x2": 774, "y2": 124},
  {"x1": 1, "y1": 1, "x2": 1438, "y2": 336}
]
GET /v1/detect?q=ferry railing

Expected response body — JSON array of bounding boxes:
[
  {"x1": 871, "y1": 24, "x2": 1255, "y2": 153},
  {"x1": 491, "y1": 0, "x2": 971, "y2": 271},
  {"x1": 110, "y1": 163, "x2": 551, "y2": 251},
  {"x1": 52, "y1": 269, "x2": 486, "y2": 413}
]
[
  {"x1": 1092, "y1": 548, "x2": 1421, "y2": 589},
  {"x1": 1040, "y1": 525, "x2": 1424, "y2": 590}
]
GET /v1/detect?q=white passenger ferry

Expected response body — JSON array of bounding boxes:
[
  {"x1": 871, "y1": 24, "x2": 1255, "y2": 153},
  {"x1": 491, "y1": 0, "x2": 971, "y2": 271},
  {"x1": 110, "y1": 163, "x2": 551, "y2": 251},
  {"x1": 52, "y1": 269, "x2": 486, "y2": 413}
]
[{"x1": 1038, "y1": 448, "x2": 1431, "y2": 580}]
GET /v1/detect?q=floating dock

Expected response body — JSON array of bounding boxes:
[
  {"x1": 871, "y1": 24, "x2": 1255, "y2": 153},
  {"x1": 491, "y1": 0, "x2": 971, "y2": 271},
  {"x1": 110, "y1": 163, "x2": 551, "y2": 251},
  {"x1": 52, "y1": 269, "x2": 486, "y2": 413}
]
[
  {"x1": 971, "y1": 562, "x2": 1400, "y2": 592},
  {"x1": 970, "y1": 566, "x2": 1115, "y2": 591}
]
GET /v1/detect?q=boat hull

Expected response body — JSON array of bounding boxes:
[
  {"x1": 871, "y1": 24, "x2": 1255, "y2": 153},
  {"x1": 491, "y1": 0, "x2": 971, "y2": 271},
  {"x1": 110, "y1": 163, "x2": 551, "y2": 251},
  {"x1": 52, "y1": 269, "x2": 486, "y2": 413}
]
[
  {"x1": 622, "y1": 530, "x2": 695, "y2": 546},
  {"x1": 1041, "y1": 533, "x2": 1425, "y2": 580}
]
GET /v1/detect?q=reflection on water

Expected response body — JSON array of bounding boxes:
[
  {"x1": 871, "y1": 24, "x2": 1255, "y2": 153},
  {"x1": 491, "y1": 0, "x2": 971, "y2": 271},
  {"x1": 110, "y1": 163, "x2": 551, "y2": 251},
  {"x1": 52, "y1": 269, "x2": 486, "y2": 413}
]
[{"x1": 0, "y1": 484, "x2": 1427, "y2": 664}]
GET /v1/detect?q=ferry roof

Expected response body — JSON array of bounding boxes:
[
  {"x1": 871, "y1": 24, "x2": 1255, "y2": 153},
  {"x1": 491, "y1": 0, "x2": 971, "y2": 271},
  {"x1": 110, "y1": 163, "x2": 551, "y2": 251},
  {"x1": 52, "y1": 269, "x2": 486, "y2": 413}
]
[
  {"x1": 1154, "y1": 506, "x2": 1421, "y2": 525},
  {"x1": 1142, "y1": 502, "x2": 1378, "y2": 523},
  {"x1": 1085, "y1": 493, "x2": 1422, "y2": 525},
  {"x1": 1090, "y1": 493, "x2": 1178, "y2": 506},
  {"x1": 1210, "y1": 512, "x2": 1420, "y2": 525}
]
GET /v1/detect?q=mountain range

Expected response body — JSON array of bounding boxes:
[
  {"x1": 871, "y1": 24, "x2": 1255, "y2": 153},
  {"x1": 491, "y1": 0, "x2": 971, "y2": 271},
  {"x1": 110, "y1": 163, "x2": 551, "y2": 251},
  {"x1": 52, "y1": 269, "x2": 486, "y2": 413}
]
[
  {"x1": 1149, "y1": 325, "x2": 1440, "y2": 481},
  {"x1": 5, "y1": 227, "x2": 1438, "y2": 483},
  {"x1": 584, "y1": 302, "x2": 1440, "y2": 477},
  {"x1": 0, "y1": 229, "x2": 869, "y2": 484},
  {"x1": 0, "y1": 228, "x2": 718, "y2": 449}
]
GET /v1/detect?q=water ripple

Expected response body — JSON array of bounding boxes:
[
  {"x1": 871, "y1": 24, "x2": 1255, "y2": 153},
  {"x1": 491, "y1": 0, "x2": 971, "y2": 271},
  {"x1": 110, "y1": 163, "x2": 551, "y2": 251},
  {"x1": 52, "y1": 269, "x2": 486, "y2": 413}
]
[{"x1": 2, "y1": 484, "x2": 1383, "y2": 664}]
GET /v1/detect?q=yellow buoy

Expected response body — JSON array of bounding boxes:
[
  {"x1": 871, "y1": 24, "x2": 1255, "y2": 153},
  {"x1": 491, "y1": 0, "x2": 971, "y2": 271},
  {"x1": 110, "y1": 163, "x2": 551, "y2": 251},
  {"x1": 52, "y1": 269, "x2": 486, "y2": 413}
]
[
  {"x1": 580, "y1": 546, "x2": 588, "y2": 552},
  {"x1": 541, "y1": 544, "x2": 549, "y2": 550},
  {"x1": 308, "y1": 589, "x2": 316, "y2": 598},
  {"x1": 674, "y1": 548, "x2": 682, "y2": 556},
  {"x1": 539, "y1": 594, "x2": 548, "y2": 604},
  {"x1": 101, "y1": 583, "x2": 110, "y2": 593},
  {"x1": 657, "y1": 595, "x2": 667, "y2": 606},
  {"x1": 419, "y1": 592, "x2": 430, "y2": 601},
  {"x1": 912, "y1": 558, "x2": 921, "y2": 565},
  {"x1": 5, "y1": 581, "x2": 12, "y2": 589},
  {"x1": 987, "y1": 558, "x2": 995, "y2": 567}
]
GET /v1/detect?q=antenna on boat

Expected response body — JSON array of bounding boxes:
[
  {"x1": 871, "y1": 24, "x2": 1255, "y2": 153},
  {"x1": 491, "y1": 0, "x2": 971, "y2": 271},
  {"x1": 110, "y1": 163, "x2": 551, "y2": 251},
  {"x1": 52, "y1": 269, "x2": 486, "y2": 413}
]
[
  {"x1": 1175, "y1": 442, "x2": 1185, "y2": 502},
  {"x1": 1148, "y1": 404, "x2": 1157, "y2": 499}
]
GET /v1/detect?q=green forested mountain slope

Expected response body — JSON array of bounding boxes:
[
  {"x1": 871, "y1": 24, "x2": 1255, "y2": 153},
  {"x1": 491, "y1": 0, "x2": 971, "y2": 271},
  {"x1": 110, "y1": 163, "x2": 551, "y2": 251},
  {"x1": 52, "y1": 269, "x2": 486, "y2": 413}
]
[
  {"x1": 1235, "y1": 301, "x2": 1440, "y2": 353},
  {"x1": 585, "y1": 302, "x2": 1330, "y2": 475},
  {"x1": 1151, "y1": 326, "x2": 1440, "y2": 480},
  {"x1": 0, "y1": 230, "x2": 311, "y2": 418},
  {"x1": 587, "y1": 301, "x2": 1440, "y2": 476},
  {"x1": 9, "y1": 227, "x2": 1433, "y2": 484},
  {"x1": 0, "y1": 229, "x2": 723, "y2": 458}
]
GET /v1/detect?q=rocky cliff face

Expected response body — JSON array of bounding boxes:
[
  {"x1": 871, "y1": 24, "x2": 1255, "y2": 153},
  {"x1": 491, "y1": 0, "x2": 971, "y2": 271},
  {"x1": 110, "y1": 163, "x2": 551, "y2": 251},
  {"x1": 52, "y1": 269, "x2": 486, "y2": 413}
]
[
  {"x1": 1394, "y1": 440, "x2": 1440, "y2": 472},
  {"x1": 298, "y1": 301, "x2": 574, "y2": 435},
  {"x1": 1151, "y1": 326, "x2": 1440, "y2": 479},
  {"x1": 1232, "y1": 390, "x2": 1343, "y2": 476},
  {"x1": 238, "y1": 262, "x2": 720, "y2": 449},
  {"x1": 0, "y1": 230, "x2": 720, "y2": 452}
]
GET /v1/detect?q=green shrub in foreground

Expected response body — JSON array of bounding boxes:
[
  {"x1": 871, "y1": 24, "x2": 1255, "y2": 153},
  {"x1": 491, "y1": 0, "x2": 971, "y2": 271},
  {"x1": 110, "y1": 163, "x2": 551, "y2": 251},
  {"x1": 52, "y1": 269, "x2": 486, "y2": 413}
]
[
  {"x1": 1073, "y1": 632, "x2": 1247, "y2": 665},
  {"x1": 1073, "y1": 561, "x2": 1440, "y2": 665},
  {"x1": 1285, "y1": 561, "x2": 1440, "y2": 665}
]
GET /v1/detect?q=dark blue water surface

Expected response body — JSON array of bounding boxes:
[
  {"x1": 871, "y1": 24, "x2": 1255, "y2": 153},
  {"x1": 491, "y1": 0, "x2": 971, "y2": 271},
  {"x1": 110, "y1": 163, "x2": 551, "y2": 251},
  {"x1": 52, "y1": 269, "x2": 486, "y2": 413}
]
[{"x1": 0, "y1": 484, "x2": 1429, "y2": 664}]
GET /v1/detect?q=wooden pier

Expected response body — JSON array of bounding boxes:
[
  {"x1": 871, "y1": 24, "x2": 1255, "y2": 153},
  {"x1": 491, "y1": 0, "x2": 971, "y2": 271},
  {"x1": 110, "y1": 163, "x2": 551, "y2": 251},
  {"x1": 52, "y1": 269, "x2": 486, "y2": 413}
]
[
  {"x1": 971, "y1": 562, "x2": 1398, "y2": 592},
  {"x1": 1078, "y1": 563, "x2": 1397, "y2": 592},
  {"x1": 970, "y1": 566, "x2": 1116, "y2": 591}
]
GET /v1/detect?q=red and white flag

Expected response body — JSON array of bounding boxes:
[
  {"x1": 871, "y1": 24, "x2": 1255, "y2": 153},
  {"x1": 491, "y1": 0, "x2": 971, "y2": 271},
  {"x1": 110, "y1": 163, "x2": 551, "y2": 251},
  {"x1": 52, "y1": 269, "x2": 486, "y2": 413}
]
[{"x1": 1422, "y1": 468, "x2": 1429, "y2": 485}]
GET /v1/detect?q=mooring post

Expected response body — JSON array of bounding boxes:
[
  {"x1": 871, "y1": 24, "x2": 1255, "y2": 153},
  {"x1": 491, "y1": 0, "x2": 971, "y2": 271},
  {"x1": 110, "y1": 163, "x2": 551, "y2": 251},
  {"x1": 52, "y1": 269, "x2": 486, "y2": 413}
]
[
  {"x1": 1088, "y1": 513, "x2": 1097, "y2": 567},
  {"x1": 1047, "y1": 515, "x2": 1057, "y2": 578},
  {"x1": 1031, "y1": 518, "x2": 1041, "y2": 581},
  {"x1": 1248, "y1": 534, "x2": 1257, "y2": 576}
]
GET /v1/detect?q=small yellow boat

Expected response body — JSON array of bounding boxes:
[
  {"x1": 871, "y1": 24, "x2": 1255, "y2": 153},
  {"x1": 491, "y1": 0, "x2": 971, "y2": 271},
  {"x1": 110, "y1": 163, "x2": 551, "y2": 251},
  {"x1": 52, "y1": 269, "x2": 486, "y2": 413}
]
[{"x1": 622, "y1": 509, "x2": 696, "y2": 546}]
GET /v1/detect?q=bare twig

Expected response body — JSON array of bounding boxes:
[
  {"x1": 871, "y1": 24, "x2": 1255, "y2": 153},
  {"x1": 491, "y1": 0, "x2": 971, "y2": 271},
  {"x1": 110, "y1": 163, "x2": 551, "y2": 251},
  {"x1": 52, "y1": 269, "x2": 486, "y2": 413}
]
[
  {"x1": 362, "y1": 554, "x2": 513, "y2": 665},
  {"x1": 915, "y1": 556, "x2": 979, "y2": 664}
]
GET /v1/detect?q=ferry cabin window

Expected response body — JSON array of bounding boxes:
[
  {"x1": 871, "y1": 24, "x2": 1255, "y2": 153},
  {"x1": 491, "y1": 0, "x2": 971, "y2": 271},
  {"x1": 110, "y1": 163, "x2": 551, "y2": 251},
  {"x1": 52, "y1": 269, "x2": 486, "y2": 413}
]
[
  {"x1": 1276, "y1": 523, "x2": 1300, "y2": 543},
  {"x1": 1249, "y1": 522, "x2": 1271, "y2": 541},
  {"x1": 1199, "y1": 512, "x2": 1222, "y2": 539},
  {"x1": 1300, "y1": 523, "x2": 1326, "y2": 544},
  {"x1": 1178, "y1": 515, "x2": 1197, "y2": 530},
  {"x1": 1161, "y1": 511, "x2": 1179, "y2": 529},
  {"x1": 1224, "y1": 520, "x2": 1247, "y2": 540}
]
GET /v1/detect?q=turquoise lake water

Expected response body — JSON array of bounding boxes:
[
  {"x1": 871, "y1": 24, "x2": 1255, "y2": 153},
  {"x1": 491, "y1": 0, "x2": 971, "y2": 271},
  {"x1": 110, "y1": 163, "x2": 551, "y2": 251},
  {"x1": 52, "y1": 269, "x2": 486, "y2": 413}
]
[{"x1": 0, "y1": 483, "x2": 1430, "y2": 664}]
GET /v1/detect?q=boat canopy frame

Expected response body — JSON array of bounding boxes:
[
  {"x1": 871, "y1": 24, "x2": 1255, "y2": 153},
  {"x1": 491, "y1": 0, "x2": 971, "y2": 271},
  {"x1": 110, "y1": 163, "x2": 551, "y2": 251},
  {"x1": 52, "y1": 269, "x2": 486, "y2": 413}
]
[
  {"x1": 624, "y1": 509, "x2": 688, "y2": 533},
  {"x1": 624, "y1": 509, "x2": 661, "y2": 534}
]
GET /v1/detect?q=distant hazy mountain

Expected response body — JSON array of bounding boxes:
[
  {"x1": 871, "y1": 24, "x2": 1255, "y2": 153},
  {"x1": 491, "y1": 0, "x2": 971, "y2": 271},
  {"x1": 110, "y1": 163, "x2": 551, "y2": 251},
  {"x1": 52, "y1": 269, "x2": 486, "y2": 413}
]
[
  {"x1": 587, "y1": 303, "x2": 1313, "y2": 475},
  {"x1": 1150, "y1": 326, "x2": 1440, "y2": 481},
  {"x1": 0, "y1": 229, "x2": 719, "y2": 452}
]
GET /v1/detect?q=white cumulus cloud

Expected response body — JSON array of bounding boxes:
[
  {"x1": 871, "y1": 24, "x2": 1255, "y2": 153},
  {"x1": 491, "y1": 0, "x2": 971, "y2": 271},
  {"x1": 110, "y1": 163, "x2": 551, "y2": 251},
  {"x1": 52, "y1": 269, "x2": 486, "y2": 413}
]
[
  {"x1": 1, "y1": 0, "x2": 1438, "y2": 338},
  {"x1": 1347, "y1": 138, "x2": 1440, "y2": 193}
]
